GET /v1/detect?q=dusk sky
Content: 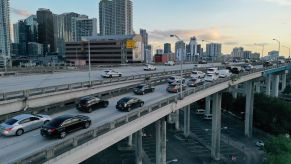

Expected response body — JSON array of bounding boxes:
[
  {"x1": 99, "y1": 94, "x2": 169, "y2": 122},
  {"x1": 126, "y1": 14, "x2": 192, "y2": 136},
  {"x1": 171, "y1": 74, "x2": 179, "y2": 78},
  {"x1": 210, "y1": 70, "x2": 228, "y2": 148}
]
[{"x1": 10, "y1": 0, "x2": 291, "y2": 56}]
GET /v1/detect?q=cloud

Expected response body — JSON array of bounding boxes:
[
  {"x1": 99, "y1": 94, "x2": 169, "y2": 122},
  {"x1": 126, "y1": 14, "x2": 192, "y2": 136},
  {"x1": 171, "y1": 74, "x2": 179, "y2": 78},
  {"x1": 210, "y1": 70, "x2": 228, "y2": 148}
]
[
  {"x1": 260, "y1": 0, "x2": 291, "y2": 5},
  {"x1": 223, "y1": 41, "x2": 239, "y2": 45},
  {"x1": 11, "y1": 8, "x2": 31, "y2": 17},
  {"x1": 148, "y1": 27, "x2": 234, "y2": 49}
]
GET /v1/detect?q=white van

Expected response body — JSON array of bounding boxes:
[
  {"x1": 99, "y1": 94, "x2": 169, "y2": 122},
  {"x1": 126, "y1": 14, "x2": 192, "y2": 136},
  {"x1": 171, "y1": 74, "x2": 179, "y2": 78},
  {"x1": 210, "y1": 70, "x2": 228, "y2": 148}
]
[
  {"x1": 203, "y1": 114, "x2": 212, "y2": 120},
  {"x1": 207, "y1": 67, "x2": 218, "y2": 74}
]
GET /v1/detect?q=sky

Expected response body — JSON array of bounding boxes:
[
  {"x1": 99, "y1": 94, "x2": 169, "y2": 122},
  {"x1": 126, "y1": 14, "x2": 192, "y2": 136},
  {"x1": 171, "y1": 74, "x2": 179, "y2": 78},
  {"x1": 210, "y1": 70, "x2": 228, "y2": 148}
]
[{"x1": 10, "y1": 0, "x2": 291, "y2": 56}]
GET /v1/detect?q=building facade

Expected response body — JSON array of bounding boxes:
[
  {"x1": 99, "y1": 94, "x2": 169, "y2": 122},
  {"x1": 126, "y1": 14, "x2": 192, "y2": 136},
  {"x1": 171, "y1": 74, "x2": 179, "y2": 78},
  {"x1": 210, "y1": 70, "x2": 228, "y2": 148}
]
[
  {"x1": 175, "y1": 41, "x2": 186, "y2": 61},
  {"x1": 164, "y1": 43, "x2": 171, "y2": 53},
  {"x1": 0, "y1": 0, "x2": 11, "y2": 67},
  {"x1": 206, "y1": 43, "x2": 221, "y2": 61},
  {"x1": 140, "y1": 29, "x2": 148, "y2": 63},
  {"x1": 37, "y1": 8, "x2": 55, "y2": 54},
  {"x1": 231, "y1": 47, "x2": 244, "y2": 59},
  {"x1": 188, "y1": 36, "x2": 199, "y2": 62},
  {"x1": 71, "y1": 16, "x2": 97, "y2": 42},
  {"x1": 99, "y1": 0, "x2": 133, "y2": 35},
  {"x1": 65, "y1": 34, "x2": 143, "y2": 64},
  {"x1": 25, "y1": 15, "x2": 38, "y2": 43}
]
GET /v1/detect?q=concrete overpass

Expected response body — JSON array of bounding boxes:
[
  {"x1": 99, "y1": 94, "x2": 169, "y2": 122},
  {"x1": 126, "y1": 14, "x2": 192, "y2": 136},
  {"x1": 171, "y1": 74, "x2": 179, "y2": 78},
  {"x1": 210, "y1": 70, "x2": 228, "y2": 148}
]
[{"x1": 0, "y1": 64, "x2": 287, "y2": 164}]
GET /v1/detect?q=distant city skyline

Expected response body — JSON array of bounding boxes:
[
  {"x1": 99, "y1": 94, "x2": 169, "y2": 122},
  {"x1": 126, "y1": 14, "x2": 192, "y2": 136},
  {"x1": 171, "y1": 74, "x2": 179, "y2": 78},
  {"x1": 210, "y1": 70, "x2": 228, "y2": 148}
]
[{"x1": 9, "y1": 0, "x2": 291, "y2": 56}]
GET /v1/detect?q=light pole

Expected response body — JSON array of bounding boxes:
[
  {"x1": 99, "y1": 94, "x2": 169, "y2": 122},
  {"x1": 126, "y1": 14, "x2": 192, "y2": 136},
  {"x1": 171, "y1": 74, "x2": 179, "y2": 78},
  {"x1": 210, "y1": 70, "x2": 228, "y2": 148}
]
[
  {"x1": 170, "y1": 34, "x2": 184, "y2": 99},
  {"x1": 254, "y1": 43, "x2": 265, "y2": 58},
  {"x1": 282, "y1": 45, "x2": 290, "y2": 59},
  {"x1": 273, "y1": 38, "x2": 280, "y2": 65}
]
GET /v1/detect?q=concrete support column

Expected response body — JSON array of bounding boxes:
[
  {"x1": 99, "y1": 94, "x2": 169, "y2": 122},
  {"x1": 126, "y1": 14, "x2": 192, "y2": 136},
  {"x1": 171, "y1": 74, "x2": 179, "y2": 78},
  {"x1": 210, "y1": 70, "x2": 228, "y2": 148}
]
[
  {"x1": 205, "y1": 96, "x2": 211, "y2": 115},
  {"x1": 128, "y1": 135, "x2": 133, "y2": 147},
  {"x1": 156, "y1": 118, "x2": 166, "y2": 164},
  {"x1": 266, "y1": 75, "x2": 271, "y2": 96},
  {"x1": 183, "y1": 105, "x2": 191, "y2": 138},
  {"x1": 232, "y1": 85, "x2": 238, "y2": 99},
  {"x1": 211, "y1": 93, "x2": 222, "y2": 161},
  {"x1": 135, "y1": 130, "x2": 143, "y2": 164},
  {"x1": 244, "y1": 81, "x2": 254, "y2": 137},
  {"x1": 255, "y1": 82, "x2": 261, "y2": 93},
  {"x1": 282, "y1": 73, "x2": 287, "y2": 92},
  {"x1": 175, "y1": 110, "x2": 180, "y2": 131},
  {"x1": 272, "y1": 75, "x2": 280, "y2": 97}
]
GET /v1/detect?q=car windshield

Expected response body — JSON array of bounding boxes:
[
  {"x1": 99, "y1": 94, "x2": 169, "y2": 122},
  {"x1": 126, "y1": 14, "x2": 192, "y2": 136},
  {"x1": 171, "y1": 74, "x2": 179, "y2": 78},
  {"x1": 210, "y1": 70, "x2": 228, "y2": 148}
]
[
  {"x1": 192, "y1": 72, "x2": 198, "y2": 74},
  {"x1": 208, "y1": 69, "x2": 215, "y2": 72},
  {"x1": 4, "y1": 118, "x2": 18, "y2": 125},
  {"x1": 169, "y1": 77, "x2": 175, "y2": 80},
  {"x1": 104, "y1": 71, "x2": 110, "y2": 73},
  {"x1": 80, "y1": 97, "x2": 94, "y2": 104},
  {"x1": 190, "y1": 79, "x2": 197, "y2": 82},
  {"x1": 136, "y1": 85, "x2": 144, "y2": 89},
  {"x1": 119, "y1": 97, "x2": 131, "y2": 103},
  {"x1": 207, "y1": 74, "x2": 213, "y2": 77}
]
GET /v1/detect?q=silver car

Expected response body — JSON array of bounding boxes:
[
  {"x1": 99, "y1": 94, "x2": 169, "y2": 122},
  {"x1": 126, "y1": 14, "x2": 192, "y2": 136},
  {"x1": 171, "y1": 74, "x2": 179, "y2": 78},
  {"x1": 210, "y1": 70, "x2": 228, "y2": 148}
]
[{"x1": 0, "y1": 114, "x2": 51, "y2": 136}]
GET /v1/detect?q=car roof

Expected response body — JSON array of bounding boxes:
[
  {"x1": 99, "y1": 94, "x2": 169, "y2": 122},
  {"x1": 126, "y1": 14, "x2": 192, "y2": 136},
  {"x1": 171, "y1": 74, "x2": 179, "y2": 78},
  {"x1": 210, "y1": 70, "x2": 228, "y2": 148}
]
[
  {"x1": 80, "y1": 96, "x2": 97, "y2": 101},
  {"x1": 13, "y1": 114, "x2": 35, "y2": 120},
  {"x1": 53, "y1": 115, "x2": 74, "y2": 122}
]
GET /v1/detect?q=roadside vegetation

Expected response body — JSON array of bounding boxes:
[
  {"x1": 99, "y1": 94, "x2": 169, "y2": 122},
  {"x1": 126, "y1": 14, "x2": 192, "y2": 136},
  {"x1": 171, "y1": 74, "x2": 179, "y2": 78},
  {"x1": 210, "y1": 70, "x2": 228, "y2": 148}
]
[{"x1": 221, "y1": 93, "x2": 291, "y2": 163}]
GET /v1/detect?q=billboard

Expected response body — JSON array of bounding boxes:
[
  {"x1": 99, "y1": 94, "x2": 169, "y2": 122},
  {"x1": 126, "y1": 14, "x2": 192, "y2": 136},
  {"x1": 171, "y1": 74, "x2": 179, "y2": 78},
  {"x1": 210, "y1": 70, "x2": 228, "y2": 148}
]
[{"x1": 126, "y1": 40, "x2": 136, "y2": 49}]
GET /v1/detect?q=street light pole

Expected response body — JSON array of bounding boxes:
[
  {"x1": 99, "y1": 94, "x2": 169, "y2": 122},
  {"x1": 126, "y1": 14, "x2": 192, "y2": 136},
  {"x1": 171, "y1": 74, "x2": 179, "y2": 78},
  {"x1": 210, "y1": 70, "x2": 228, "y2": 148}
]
[
  {"x1": 170, "y1": 34, "x2": 184, "y2": 99},
  {"x1": 282, "y1": 45, "x2": 290, "y2": 59},
  {"x1": 88, "y1": 40, "x2": 92, "y2": 85},
  {"x1": 273, "y1": 38, "x2": 280, "y2": 65}
]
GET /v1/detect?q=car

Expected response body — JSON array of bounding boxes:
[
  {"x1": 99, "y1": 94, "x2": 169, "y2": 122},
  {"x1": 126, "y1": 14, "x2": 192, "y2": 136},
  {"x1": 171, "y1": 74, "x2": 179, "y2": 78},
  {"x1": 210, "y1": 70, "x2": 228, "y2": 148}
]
[
  {"x1": 230, "y1": 66, "x2": 244, "y2": 74},
  {"x1": 190, "y1": 71, "x2": 206, "y2": 79},
  {"x1": 167, "y1": 83, "x2": 187, "y2": 93},
  {"x1": 207, "y1": 67, "x2": 219, "y2": 74},
  {"x1": 243, "y1": 64, "x2": 254, "y2": 71},
  {"x1": 0, "y1": 114, "x2": 51, "y2": 136},
  {"x1": 278, "y1": 60, "x2": 285, "y2": 64},
  {"x1": 222, "y1": 61, "x2": 230, "y2": 65},
  {"x1": 187, "y1": 78, "x2": 204, "y2": 87},
  {"x1": 101, "y1": 70, "x2": 122, "y2": 78},
  {"x1": 233, "y1": 59, "x2": 239, "y2": 63},
  {"x1": 167, "y1": 76, "x2": 185, "y2": 84},
  {"x1": 116, "y1": 97, "x2": 144, "y2": 112},
  {"x1": 218, "y1": 69, "x2": 232, "y2": 78},
  {"x1": 204, "y1": 74, "x2": 218, "y2": 82},
  {"x1": 133, "y1": 84, "x2": 155, "y2": 95},
  {"x1": 198, "y1": 60, "x2": 207, "y2": 64},
  {"x1": 144, "y1": 64, "x2": 156, "y2": 71},
  {"x1": 76, "y1": 96, "x2": 109, "y2": 113},
  {"x1": 41, "y1": 115, "x2": 91, "y2": 139},
  {"x1": 203, "y1": 114, "x2": 212, "y2": 120},
  {"x1": 256, "y1": 140, "x2": 265, "y2": 148},
  {"x1": 263, "y1": 61, "x2": 273, "y2": 67},
  {"x1": 196, "y1": 109, "x2": 205, "y2": 115},
  {"x1": 164, "y1": 61, "x2": 175, "y2": 66}
]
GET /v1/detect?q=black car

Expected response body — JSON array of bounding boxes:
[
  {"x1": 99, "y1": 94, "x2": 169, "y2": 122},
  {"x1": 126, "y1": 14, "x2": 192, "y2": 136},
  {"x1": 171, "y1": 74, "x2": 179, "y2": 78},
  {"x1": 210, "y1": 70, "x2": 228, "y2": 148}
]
[
  {"x1": 40, "y1": 115, "x2": 91, "y2": 139},
  {"x1": 116, "y1": 97, "x2": 144, "y2": 112},
  {"x1": 76, "y1": 96, "x2": 109, "y2": 113},
  {"x1": 133, "y1": 84, "x2": 155, "y2": 95},
  {"x1": 198, "y1": 60, "x2": 207, "y2": 64}
]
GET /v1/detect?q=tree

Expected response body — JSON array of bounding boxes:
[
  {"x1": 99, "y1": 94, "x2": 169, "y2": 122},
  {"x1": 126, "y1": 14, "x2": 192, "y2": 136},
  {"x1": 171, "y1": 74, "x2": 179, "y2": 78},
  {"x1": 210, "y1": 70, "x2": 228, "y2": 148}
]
[{"x1": 265, "y1": 136, "x2": 291, "y2": 164}]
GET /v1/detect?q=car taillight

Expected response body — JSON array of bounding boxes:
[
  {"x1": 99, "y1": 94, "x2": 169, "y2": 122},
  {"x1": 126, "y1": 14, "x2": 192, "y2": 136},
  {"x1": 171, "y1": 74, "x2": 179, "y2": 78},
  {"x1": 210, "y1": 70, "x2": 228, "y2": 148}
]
[
  {"x1": 48, "y1": 128, "x2": 56, "y2": 133},
  {"x1": 5, "y1": 128, "x2": 13, "y2": 131}
]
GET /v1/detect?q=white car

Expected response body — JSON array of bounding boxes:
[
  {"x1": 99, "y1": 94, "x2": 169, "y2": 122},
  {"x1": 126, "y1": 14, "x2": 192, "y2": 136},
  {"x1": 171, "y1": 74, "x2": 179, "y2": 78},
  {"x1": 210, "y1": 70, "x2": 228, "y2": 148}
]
[
  {"x1": 144, "y1": 64, "x2": 156, "y2": 71},
  {"x1": 196, "y1": 109, "x2": 205, "y2": 115},
  {"x1": 203, "y1": 114, "x2": 212, "y2": 120},
  {"x1": 191, "y1": 71, "x2": 206, "y2": 79},
  {"x1": 256, "y1": 140, "x2": 265, "y2": 147},
  {"x1": 101, "y1": 70, "x2": 122, "y2": 78},
  {"x1": 204, "y1": 74, "x2": 218, "y2": 82},
  {"x1": 165, "y1": 61, "x2": 175, "y2": 66},
  {"x1": 207, "y1": 67, "x2": 219, "y2": 74},
  {"x1": 167, "y1": 76, "x2": 185, "y2": 84},
  {"x1": 218, "y1": 69, "x2": 232, "y2": 78}
]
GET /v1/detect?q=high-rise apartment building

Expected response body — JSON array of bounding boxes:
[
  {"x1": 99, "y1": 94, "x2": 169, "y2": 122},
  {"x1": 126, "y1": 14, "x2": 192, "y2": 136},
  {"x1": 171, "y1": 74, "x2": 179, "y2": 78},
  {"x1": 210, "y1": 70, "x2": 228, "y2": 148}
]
[
  {"x1": 13, "y1": 20, "x2": 29, "y2": 56},
  {"x1": 206, "y1": 43, "x2": 221, "y2": 61},
  {"x1": 37, "y1": 8, "x2": 55, "y2": 54},
  {"x1": 0, "y1": 0, "x2": 11, "y2": 67},
  {"x1": 175, "y1": 41, "x2": 186, "y2": 61},
  {"x1": 140, "y1": 29, "x2": 148, "y2": 62},
  {"x1": 188, "y1": 36, "x2": 199, "y2": 62},
  {"x1": 25, "y1": 15, "x2": 38, "y2": 43},
  {"x1": 99, "y1": 0, "x2": 133, "y2": 35},
  {"x1": 231, "y1": 47, "x2": 244, "y2": 59},
  {"x1": 71, "y1": 16, "x2": 97, "y2": 42},
  {"x1": 164, "y1": 43, "x2": 172, "y2": 53}
]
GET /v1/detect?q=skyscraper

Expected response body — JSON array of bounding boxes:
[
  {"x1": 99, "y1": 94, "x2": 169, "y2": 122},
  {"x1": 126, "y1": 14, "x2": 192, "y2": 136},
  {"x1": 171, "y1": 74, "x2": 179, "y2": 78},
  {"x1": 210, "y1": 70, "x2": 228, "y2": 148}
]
[
  {"x1": 206, "y1": 43, "x2": 221, "y2": 61},
  {"x1": 175, "y1": 41, "x2": 186, "y2": 61},
  {"x1": 25, "y1": 15, "x2": 38, "y2": 43},
  {"x1": 71, "y1": 16, "x2": 97, "y2": 42},
  {"x1": 188, "y1": 36, "x2": 198, "y2": 62},
  {"x1": 0, "y1": 0, "x2": 11, "y2": 67},
  {"x1": 37, "y1": 8, "x2": 55, "y2": 54},
  {"x1": 164, "y1": 43, "x2": 172, "y2": 53},
  {"x1": 140, "y1": 29, "x2": 148, "y2": 62},
  {"x1": 99, "y1": 0, "x2": 133, "y2": 35},
  {"x1": 13, "y1": 20, "x2": 29, "y2": 56},
  {"x1": 231, "y1": 47, "x2": 244, "y2": 59}
]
